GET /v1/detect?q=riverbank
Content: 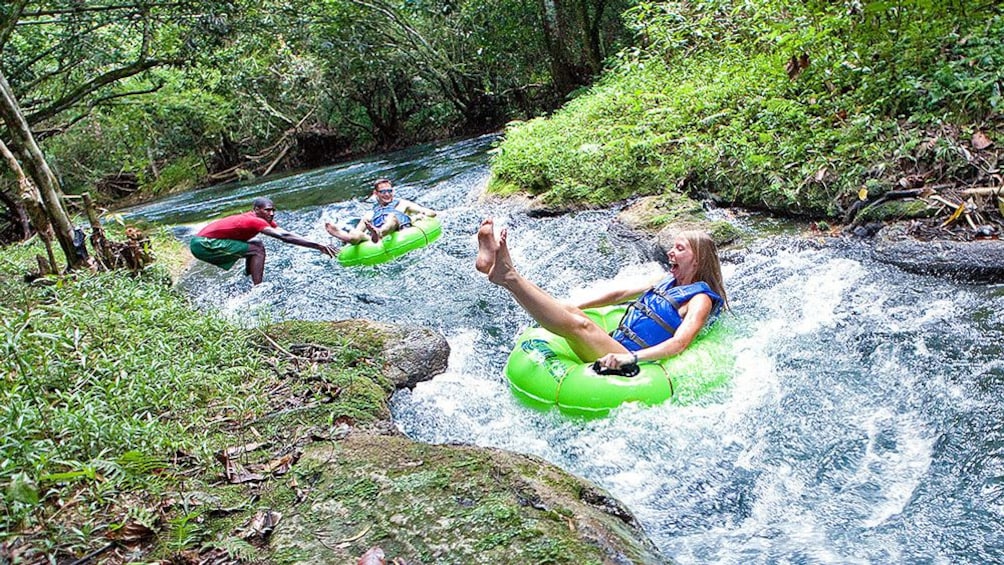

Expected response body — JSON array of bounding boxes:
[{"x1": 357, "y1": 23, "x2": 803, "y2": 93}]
[
  {"x1": 487, "y1": 1, "x2": 1003, "y2": 243},
  {"x1": 0, "y1": 234, "x2": 667, "y2": 564}
]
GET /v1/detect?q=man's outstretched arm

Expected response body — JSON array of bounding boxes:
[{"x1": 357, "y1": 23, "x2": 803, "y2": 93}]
[{"x1": 261, "y1": 227, "x2": 338, "y2": 257}]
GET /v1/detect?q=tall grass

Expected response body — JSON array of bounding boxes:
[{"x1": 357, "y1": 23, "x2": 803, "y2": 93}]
[{"x1": 0, "y1": 236, "x2": 271, "y2": 556}]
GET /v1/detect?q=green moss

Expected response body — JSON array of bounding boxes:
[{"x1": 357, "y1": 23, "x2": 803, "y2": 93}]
[
  {"x1": 257, "y1": 436, "x2": 659, "y2": 564},
  {"x1": 707, "y1": 221, "x2": 744, "y2": 246},
  {"x1": 265, "y1": 320, "x2": 387, "y2": 358},
  {"x1": 855, "y1": 199, "x2": 936, "y2": 223}
]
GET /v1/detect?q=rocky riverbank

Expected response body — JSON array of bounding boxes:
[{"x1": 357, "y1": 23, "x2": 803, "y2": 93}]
[
  {"x1": 240, "y1": 318, "x2": 669, "y2": 564},
  {"x1": 615, "y1": 195, "x2": 1004, "y2": 285}
]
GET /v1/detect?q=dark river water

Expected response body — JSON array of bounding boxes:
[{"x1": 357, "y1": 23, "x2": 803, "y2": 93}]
[{"x1": 123, "y1": 135, "x2": 1004, "y2": 564}]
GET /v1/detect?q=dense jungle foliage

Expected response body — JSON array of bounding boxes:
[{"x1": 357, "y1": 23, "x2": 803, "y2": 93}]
[
  {"x1": 490, "y1": 0, "x2": 1004, "y2": 221},
  {"x1": 0, "y1": 0, "x2": 631, "y2": 232},
  {"x1": 2, "y1": 0, "x2": 1003, "y2": 560}
]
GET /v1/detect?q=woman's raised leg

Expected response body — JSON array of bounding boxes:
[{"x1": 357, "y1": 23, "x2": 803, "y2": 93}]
[{"x1": 477, "y1": 219, "x2": 626, "y2": 361}]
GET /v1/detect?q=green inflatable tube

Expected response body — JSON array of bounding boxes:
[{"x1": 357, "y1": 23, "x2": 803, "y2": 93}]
[
  {"x1": 503, "y1": 305, "x2": 734, "y2": 418},
  {"x1": 337, "y1": 216, "x2": 443, "y2": 267}
]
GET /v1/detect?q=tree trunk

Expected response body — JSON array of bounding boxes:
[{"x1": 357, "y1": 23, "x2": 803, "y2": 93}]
[
  {"x1": 0, "y1": 68, "x2": 82, "y2": 270},
  {"x1": 0, "y1": 138, "x2": 58, "y2": 271},
  {"x1": 0, "y1": 185, "x2": 31, "y2": 239},
  {"x1": 576, "y1": 0, "x2": 606, "y2": 76},
  {"x1": 538, "y1": 0, "x2": 580, "y2": 96}
]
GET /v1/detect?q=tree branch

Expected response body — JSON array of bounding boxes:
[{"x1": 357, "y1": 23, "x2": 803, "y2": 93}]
[
  {"x1": 35, "y1": 82, "x2": 164, "y2": 141},
  {"x1": 26, "y1": 57, "x2": 172, "y2": 125},
  {"x1": 19, "y1": 2, "x2": 187, "y2": 19},
  {"x1": 0, "y1": 0, "x2": 30, "y2": 53},
  {"x1": 9, "y1": 21, "x2": 113, "y2": 83}
]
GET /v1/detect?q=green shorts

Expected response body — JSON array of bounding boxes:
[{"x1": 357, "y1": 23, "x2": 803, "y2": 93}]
[{"x1": 189, "y1": 236, "x2": 250, "y2": 270}]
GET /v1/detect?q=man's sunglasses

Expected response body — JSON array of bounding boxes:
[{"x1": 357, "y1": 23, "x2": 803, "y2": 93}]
[{"x1": 377, "y1": 189, "x2": 394, "y2": 194}]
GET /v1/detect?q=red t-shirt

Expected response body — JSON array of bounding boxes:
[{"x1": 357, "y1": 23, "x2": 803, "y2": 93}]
[{"x1": 196, "y1": 211, "x2": 278, "y2": 241}]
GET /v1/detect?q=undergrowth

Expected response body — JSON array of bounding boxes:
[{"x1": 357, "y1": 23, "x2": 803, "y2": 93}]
[
  {"x1": 0, "y1": 239, "x2": 271, "y2": 558},
  {"x1": 0, "y1": 233, "x2": 388, "y2": 562},
  {"x1": 489, "y1": 0, "x2": 1004, "y2": 217}
]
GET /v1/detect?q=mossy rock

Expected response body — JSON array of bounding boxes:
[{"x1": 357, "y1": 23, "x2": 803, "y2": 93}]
[
  {"x1": 248, "y1": 320, "x2": 449, "y2": 427},
  {"x1": 855, "y1": 199, "x2": 936, "y2": 223},
  {"x1": 618, "y1": 194, "x2": 704, "y2": 231},
  {"x1": 265, "y1": 433, "x2": 669, "y2": 564},
  {"x1": 210, "y1": 308, "x2": 666, "y2": 565},
  {"x1": 263, "y1": 319, "x2": 449, "y2": 391},
  {"x1": 653, "y1": 219, "x2": 741, "y2": 252}
]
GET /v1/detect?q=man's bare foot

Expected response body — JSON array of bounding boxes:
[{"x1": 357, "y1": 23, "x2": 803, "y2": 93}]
[
  {"x1": 364, "y1": 219, "x2": 381, "y2": 243},
  {"x1": 487, "y1": 228, "x2": 515, "y2": 286},
  {"x1": 475, "y1": 218, "x2": 497, "y2": 274},
  {"x1": 325, "y1": 222, "x2": 348, "y2": 242}
]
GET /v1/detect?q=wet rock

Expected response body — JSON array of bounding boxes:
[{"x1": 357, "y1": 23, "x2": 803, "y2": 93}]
[
  {"x1": 607, "y1": 221, "x2": 671, "y2": 267},
  {"x1": 617, "y1": 195, "x2": 703, "y2": 233},
  {"x1": 655, "y1": 220, "x2": 742, "y2": 253},
  {"x1": 873, "y1": 225, "x2": 1004, "y2": 283},
  {"x1": 310, "y1": 319, "x2": 450, "y2": 389},
  {"x1": 615, "y1": 196, "x2": 741, "y2": 265},
  {"x1": 264, "y1": 319, "x2": 450, "y2": 390},
  {"x1": 525, "y1": 198, "x2": 587, "y2": 217},
  {"x1": 849, "y1": 222, "x2": 885, "y2": 238},
  {"x1": 368, "y1": 321, "x2": 450, "y2": 389}
]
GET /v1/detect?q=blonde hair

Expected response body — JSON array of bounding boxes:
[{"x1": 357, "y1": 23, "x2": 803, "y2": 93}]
[{"x1": 677, "y1": 230, "x2": 728, "y2": 310}]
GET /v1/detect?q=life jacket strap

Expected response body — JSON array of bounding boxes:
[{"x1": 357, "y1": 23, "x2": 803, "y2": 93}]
[
  {"x1": 648, "y1": 285, "x2": 682, "y2": 310},
  {"x1": 630, "y1": 297, "x2": 680, "y2": 336},
  {"x1": 613, "y1": 319, "x2": 651, "y2": 349}
]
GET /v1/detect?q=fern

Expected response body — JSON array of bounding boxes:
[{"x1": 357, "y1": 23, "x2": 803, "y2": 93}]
[{"x1": 211, "y1": 537, "x2": 260, "y2": 562}]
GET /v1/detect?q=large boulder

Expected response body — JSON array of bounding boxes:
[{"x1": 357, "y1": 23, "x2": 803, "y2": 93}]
[
  {"x1": 270, "y1": 434, "x2": 669, "y2": 564},
  {"x1": 331, "y1": 319, "x2": 450, "y2": 389}
]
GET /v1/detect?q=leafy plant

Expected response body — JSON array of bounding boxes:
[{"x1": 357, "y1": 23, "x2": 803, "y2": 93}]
[{"x1": 490, "y1": 0, "x2": 1004, "y2": 218}]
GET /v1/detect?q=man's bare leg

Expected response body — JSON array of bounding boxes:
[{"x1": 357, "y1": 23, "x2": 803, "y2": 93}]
[
  {"x1": 377, "y1": 216, "x2": 400, "y2": 238},
  {"x1": 325, "y1": 222, "x2": 365, "y2": 244},
  {"x1": 245, "y1": 241, "x2": 266, "y2": 285}
]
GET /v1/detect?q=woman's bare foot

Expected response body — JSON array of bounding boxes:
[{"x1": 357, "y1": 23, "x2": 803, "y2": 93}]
[
  {"x1": 475, "y1": 218, "x2": 497, "y2": 274},
  {"x1": 364, "y1": 219, "x2": 381, "y2": 243},
  {"x1": 487, "y1": 228, "x2": 515, "y2": 286}
]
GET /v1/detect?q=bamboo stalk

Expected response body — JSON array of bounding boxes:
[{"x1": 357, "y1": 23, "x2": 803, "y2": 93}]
[
  {"x1": 960, "y1": 187, "x2": 1003, "y2": 196},
  {"x1": 929, "y1": 195, "x2": 961, "y2": 208}
]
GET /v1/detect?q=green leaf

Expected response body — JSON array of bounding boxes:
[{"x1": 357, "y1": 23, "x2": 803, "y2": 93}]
[{"x1": 7, "y1": 472, "x2": 39, "y2": 505}]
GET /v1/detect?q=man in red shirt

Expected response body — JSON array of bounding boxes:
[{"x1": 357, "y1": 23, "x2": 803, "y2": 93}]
[{"x1": 189, "y1": 197, "x2": 338, "y2": 285}]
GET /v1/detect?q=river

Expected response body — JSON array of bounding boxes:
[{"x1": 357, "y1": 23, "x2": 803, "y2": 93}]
[{"x1": 123, "y1": 135, "x2": 1004, "y2": 564}]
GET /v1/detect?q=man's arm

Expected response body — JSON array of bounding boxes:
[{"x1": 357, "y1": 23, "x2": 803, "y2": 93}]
[
  {"x1": 398, "y1": 199, "x2": 437, "y2": 217},
  {"x1": 261, "y1": 227, "x2": 338, "y2": 257}
]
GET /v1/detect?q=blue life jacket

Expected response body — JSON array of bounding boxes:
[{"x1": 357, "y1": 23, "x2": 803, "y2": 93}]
[
  {"x1": 372, "y1": 199, "x2": 412, "y2": 229},
  {"x1": 611, "y1": 278, "x2": 722, "y2": 351}
]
